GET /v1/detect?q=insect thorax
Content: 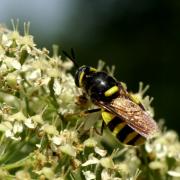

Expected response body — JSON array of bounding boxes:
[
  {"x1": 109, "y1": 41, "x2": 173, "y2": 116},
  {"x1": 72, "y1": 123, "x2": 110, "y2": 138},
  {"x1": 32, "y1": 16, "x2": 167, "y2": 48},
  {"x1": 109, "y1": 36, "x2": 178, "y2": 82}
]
[{"x1": 83, "y1": 72, "x2": 120, "y2": 102}]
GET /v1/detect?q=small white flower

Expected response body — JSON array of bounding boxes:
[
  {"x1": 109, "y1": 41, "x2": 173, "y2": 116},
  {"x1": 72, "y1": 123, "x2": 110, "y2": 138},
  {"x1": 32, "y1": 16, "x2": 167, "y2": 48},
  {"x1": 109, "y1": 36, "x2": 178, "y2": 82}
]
[
  {"x1": 11, "y1": 59, "x2": 21, "y2": 70},
  {"x1": 0, "y1": 63, "x2": 8, "y2": 75},
  {"x1": 19, "y1": 35, "x2": 35, "y2": 47},
  {"x1": 145, "y1": 142, "x2": 153, "y2": 153},
  {"x1": 52, "y1": 135, "x2": 63, "y2": 146},
  {"x1": 4, "y1": 57, "x2": 21, "y2": 70},
  {"x1": 35, "y1": 167, "x2": 54, "y2": 180},
  {"x1": 154, "y1": 143, "x2": 167, "y2": 158},
  {"x1": 21, "y1": 62, "x2": 32, "y2": 72},
  {"x1": 5, "y1": 129, "x2": 13, "y2": 138},
  {"x1": 82, "y1": 154, "x2": 115, "y2": 170},
  {"x1": 61, "y1": 60, "x2": 73, "y2": 70},
  {"x1": 82, "y1": 154, "x2": 99, "y2": 166},
  {"x1": 27, "y1": 69, "x2": 41, "y2": 81},
  {"x1": 24, "y1": 118, "x2": 36, "y2": 129},
  {"x1": 3, "y1": 121, "x2": 22, "y2": 141},
  {"x1": 13, "y1": 121, "x2": 23, "y2": 134},
  {"x1": 11, "y1": 136, "x2": 21, "y2": 141},
  {"x1": 115, "y1": 163, "x2": 129, "y2": 174},
  {"x1": 15, "y1": 170, "x2": 31, "y2": 180},
  {"x1": 101, "y1": 169, "x2": 121, "y2": 180},
  {"x1": 94, "y1": 147, "x2": 107, "y2": 157},
  {"x1": 6, "y1": 72, "x2": 19, "y2": 88},
  {"x1": 164, "y1": 130, "x2": 178, "y2": 143},
  {"x1": 53, "y1": 78, "x2": 61, "y2": 95},
  {"x1": 149, "y1": 160, "x2": 166, "y2": 170},
  {"x1": 100, "y1": 157, "x2": 114, "y2": 169},
  {"x1": 41, "y1": 167, "x2": 54, "y2": 180},
  {"x1": 34, "y1": 77, "x2": 50, "y2": 86},
  {"x1": 40, "y1": 124, "x2": 59, "y2": 136},
  {"x1": 167, "y1": 170, "x2": 180, "y2": 177},
  {"x1": 7, "y1": 31, "x2": 21, "y2": 44},
  {"x1": 59, "y1": 144, "x2": 76, "y2": 157},
  {"x1": 84, "y1": 138, "x2": 97, "y2": 147},
  {"x1": 1, "y1": 34, "x2": 12, "y2": 47},
  {"x1": 31, "y1": 114, "x2": 44, "y2": 124},
  {"x1": 36, "y1": 144, "x2": 41, "y2": 148},
  {"x1": 0, "y1": 121, "x2": 12, "y2": 132},
  {"x1": 82, "y1": 171, "x2": 95, "y2": 180},
  {"x1": 7, "y1": 111, "x2": 27, "y2": 122},
  {"x1": 101, "y1": 169, "x2": 110, "y2": 180}
]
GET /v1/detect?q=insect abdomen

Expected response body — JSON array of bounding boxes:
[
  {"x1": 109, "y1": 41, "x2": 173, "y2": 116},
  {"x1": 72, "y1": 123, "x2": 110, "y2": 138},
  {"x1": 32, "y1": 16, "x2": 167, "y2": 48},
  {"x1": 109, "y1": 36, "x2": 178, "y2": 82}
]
[{"x1": 101, "y1": 110, "x2": 146, "y2": 146}]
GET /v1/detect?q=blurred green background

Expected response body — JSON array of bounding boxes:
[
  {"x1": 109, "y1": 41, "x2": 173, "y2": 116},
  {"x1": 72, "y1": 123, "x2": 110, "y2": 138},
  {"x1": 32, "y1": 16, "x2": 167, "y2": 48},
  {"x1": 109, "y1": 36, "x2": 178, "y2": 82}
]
[{"x1": 0, "y1": 0, "x2": 179, "y2": 133}]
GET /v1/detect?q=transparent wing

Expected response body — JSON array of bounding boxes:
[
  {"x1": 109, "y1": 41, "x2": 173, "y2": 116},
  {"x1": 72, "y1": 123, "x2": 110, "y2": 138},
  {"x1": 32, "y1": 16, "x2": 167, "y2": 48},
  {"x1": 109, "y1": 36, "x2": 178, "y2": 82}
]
[{"x1": 96, "y1": 97, "x2": 159, "y2": 138}]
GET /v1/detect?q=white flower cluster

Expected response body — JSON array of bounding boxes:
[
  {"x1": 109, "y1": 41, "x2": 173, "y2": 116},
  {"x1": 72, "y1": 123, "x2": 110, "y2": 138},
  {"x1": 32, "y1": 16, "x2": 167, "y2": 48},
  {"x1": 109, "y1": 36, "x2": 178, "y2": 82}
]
[
  {"x1": 145, "y1": 130, "x2": 180, "y2": 178},
  {"x1": 0, "y1": 23, "x2": 77, "y2": 116},
  {"x1": 0, "y1": 104, "x2": 45, "y2": 140},
  {"x1": 0, "y1": 24, "x2": 79, "y2": 143},
  {"x1": 0, "y1": 24, "x2": 82, "y2": 178},
  {"x1": 0, "y1": 23, "x2": 180, "y2": 180}
]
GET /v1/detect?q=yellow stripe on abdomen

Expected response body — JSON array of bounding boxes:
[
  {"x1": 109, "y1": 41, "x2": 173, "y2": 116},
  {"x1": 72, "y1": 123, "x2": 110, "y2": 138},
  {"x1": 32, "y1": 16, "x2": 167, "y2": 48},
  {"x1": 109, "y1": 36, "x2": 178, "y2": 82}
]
[
  {"x1": 101, "y1": 111, "x2": 115, "y2": 125},
  {"x1": 134, "y1": 136, "x2": 146, "y2": 146},
  {"x1": 123, "y1": 131, "x2": 138, "y2": 144},
  {"x1": 101, "y1": 110, "x2": 146, "y2": 146},
  {"x1": 112, "y1": 122, "x2": 126, "y2": 136}
]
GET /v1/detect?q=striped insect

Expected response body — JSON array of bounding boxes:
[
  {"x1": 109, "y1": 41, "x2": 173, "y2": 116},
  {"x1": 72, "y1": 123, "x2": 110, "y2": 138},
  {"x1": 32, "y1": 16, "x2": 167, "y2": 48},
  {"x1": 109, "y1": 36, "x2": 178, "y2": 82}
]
[{"x1": 63, "y1": 49, "x2": 159, "y2": 146}]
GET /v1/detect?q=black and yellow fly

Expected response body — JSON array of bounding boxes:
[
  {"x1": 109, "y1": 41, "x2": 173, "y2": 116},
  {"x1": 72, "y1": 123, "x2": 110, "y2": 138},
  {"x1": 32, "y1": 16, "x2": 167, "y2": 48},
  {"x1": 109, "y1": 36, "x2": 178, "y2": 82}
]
[{"x1": 63, "y1": 49, "x2": 159, "y2": 146}]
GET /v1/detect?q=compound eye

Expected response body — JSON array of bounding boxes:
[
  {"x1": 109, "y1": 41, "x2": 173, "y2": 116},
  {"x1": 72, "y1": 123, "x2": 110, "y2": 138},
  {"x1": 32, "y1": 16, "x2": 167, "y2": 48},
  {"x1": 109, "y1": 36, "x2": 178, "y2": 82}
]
[
  {"x1": 75, "y1": 66, "x2": 96, "y2": 87},
  {"x1": 75, "y1": 70, "x2": 81, "y2": 87},
  {"x1": 75, "y1": 66, "x2": 86, "y2": 87}
]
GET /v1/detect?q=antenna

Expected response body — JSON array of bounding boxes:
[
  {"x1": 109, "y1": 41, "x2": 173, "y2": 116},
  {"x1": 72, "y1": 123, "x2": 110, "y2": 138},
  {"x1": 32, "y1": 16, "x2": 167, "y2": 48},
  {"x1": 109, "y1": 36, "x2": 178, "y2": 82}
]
[{"x1": 62, "y1": 48, "x2": 79, "y2": 68}]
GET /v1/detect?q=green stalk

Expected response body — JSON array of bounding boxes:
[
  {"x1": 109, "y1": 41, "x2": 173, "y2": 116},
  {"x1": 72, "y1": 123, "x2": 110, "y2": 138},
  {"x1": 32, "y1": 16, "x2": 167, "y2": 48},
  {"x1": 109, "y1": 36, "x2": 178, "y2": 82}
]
[{"x1": 2, "y1": 153, "x2": 33, "y2": 170}]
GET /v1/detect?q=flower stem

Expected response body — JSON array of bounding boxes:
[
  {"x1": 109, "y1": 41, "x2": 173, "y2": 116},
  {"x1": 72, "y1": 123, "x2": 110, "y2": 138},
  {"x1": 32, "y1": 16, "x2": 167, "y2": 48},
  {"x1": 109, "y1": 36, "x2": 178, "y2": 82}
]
[{"x1": 2, "y1": 153, "x2": 33, "y2": 170}]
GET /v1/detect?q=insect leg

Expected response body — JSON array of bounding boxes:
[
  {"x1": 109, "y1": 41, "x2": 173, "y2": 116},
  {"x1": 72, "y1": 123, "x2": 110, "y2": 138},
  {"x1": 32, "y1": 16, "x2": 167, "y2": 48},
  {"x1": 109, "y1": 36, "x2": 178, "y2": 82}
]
[
  {"x1": 83, "y1": 108, "x2": 101, "y2": 114},
  {"x1": 91, "y1": 120, "x2": 105, "y2": 135},
  {"x1": 79, "y1": 108, "x2": 101, "y2": 118},
  {"x1": 101, "y1": 121, "x2": 105, "y2": 135},
  {"x1": 64, "y1": 108, "x2": 101, "y2": 118}
]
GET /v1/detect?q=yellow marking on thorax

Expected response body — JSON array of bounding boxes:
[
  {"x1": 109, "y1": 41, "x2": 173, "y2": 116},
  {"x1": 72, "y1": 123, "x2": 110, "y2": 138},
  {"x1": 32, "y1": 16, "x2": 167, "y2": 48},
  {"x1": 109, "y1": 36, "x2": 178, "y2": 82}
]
[
  {"x1": 123, "y1": 131, "x2": 138, "y2": 144},
  {"x1": 79, "y1": 71, "x2": 85, "y2": 87},
  {"x1": 134, "y1": 136, "x2": 146, "y2": 146},
  {"x1": 101, "y1": 111, "x2": 115, "y2": 124},
  {"x1": 112, "y1": 122, "x2": 126, "y2": 136},
  {"x1": 104, "y1": 85, "x2": 119, "y2": 97}
]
